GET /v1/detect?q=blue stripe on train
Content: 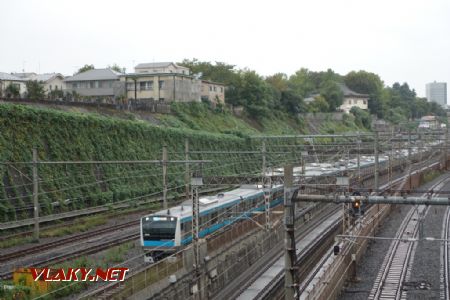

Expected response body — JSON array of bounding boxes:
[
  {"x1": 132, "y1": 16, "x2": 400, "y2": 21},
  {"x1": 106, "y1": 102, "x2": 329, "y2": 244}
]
[
  {"x1": 180, "y1": 196, "x2": 283, "y2": 245},
  {"x1": 143, "y1": 240, "x2": 175, "y2": 247}
]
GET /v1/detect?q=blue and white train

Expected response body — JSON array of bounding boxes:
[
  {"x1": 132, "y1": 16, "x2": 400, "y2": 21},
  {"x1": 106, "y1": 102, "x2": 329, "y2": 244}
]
[{"x1": 140, "y1": 185, "x2": 284, "y2": 262}]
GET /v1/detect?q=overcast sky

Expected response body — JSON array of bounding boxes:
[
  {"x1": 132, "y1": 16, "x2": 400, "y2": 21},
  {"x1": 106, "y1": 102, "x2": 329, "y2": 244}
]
[{"x1": 1, "y1": 0, "x2": 449, "y2": 97}]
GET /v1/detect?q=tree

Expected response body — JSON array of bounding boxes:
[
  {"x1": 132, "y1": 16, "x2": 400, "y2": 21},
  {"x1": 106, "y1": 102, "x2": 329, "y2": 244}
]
[
  {"x1": 350, "y1": 107, "x2": 372, "y2": 129},
  {"x1": 319, "y1": 81, "x2": 343, "y2": 111},
  {"x1": 307, "y1": 95, "x2": 329, "y2": 113},
  {"x1": 25, "y1": 80, "x2": 45, "y2": 100},
  {"x1": 109, "y1": 63, "x2": 125, "y2": 73},
  {"x1": 77, "y1": 64, "x2": 95, "y2": 74},
  {"x1": 5, "y1": 84, "x2": 20, "y2": 98},
  {"x1": 280, "y1": 90, "x2": 306, "y2": 115}
]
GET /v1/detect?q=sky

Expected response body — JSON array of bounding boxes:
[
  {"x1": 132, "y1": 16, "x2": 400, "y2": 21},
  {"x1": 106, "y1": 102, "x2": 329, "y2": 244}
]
[{"x1": 1, "y1": 0, "x2": 449, "y2": 98}]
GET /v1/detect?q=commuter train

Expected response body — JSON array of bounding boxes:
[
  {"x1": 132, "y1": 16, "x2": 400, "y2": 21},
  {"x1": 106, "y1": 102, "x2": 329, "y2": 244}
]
[
  {"x1": 140, "y1": 142, "x2": 439, "y2": 262},
  {"x1": 140, "y1": 185, "x2": 284, "y2": 262}
]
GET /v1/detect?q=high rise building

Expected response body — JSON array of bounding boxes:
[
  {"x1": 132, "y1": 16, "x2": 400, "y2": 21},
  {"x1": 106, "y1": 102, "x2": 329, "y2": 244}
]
[{"x1": 426, "y1": 81, "x2": 447, "y2": 107}]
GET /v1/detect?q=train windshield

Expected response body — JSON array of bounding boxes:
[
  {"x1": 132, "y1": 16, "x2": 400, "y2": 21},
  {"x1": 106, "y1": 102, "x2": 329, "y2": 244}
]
[{"x1": 142, "y1": 216, "x2": 177, "y2": 241}]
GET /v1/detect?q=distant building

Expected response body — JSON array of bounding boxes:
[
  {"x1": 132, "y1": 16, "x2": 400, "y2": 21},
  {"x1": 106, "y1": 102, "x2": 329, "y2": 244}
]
[
  {"x1": 419, "y1": 115, "x2": 439, "y2": 129},
  {"x1": 338, "y1": 83, "x2": 369, "y2": 113},
  {"x1": 426, "y1": 81, "x2": 447, "y2": 107},
  {"x1": 0, "y1": 72, "x2": 26, "y2": 97},
  {"x1": 201, "y1": 80, "x2": 225, "y2": 103},
  {"x1": 121, "y1": 62, "x2": 204, "y2": 102},
  {"x1": 64, "y1": 68, "x2": 124, "y2": 98},
  {"x1": 134, "y1": 62, "x2": 190, "y2": 75},
  {"x1": 14, "y1": 73, "x2": 65, "y2": 96},
  {"x1": 122, "y1": 73, "x2": 201, "y2": 102}
]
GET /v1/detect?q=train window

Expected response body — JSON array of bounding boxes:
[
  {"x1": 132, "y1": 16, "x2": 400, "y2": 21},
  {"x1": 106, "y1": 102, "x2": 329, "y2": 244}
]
[
  {"x1": 142, "y1": 216, "x2": 177, "y2": 241},
  {"x1": 211, "y1": 211, "x2": 218, "y2": 224}
]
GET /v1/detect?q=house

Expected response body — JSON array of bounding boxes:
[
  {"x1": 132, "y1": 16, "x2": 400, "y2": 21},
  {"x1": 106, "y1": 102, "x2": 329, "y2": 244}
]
[
  {"x1": 338, "y1": 83, "x2": 369, "y2": 113},
  {"x1": 201, "y1": 80, "x2": 225, "y2": 103},
  {"x1": 32, "y1": 73, "x2": 65, "y2": 95},
  {"x1": 419, "y1": 115, "x2": 439, "y2": 129},
  {"x1": 121, "y1": 62, "x2": 202, "y2": 102},
  {"x1": 14, "y1": 73, "x2": 65, "y2": 95},
  {"x1": 134, "y1": 62, "x2": 190, "y2": 75},
  {"x1": 0, "y1": 72, "x2": 26, "y2": 97},
  {"x1": 121, "y1": 73, "x2": 201, "y2": 102},
  {"x1": 64, "y1": 68, "x2": 124, "y2": 99}
]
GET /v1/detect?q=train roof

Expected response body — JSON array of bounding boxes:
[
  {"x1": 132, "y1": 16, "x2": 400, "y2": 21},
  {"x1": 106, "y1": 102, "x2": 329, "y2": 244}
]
[{"x1": 143, "y1": 185, "x2": 283, "y2": 221}]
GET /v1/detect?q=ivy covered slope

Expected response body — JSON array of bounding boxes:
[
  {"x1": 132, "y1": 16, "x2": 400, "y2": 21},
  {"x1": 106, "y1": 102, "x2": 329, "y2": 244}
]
[
  {"x1": 157, "y1": 102, "x2": 365, "y2": 135},
  {"x1": 0, "y1": 104, "x2": 262, "y2": 222}
]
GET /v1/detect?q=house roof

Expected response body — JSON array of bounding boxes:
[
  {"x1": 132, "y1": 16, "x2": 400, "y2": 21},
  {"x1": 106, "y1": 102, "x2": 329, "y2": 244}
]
[
  {"x1": 64, "y1": 68, "x2": 122, "y2": 82},
  {"x1": 135, "y1": 62, "x2": 188, "y2": 70},
  {"x1": 421, "y1": 115, "x2": 437, "y2": 121},
  {"x1": 0, "y1": 72, "x2": 24, "y2": 81},
  {"x1": 34, "y1": 73, "x2": 64, "y2": 82},
  {"x1": 339, "y1": 83, "x2": 369, "y2": 98},
  {"x1": 12, "y1": 72, "x2": 37, "y2": 79}
]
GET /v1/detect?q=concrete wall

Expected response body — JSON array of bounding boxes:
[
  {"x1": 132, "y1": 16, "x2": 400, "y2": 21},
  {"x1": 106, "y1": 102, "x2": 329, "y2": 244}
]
[
  {"x1": 201, "y1": 82, "x2": 225, "y2": 103},
  {"x1": 123, "y1": 75, "x2": 201, "y2": 102}
]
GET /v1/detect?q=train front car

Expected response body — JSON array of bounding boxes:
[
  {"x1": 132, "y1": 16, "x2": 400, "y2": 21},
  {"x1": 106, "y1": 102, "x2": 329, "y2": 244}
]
[{"x1": 141, "y1": 214, "x2": 180, "y2": 263}]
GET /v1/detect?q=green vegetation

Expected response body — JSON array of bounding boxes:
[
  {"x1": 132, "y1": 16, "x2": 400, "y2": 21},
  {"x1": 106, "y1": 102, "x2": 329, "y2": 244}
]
[
  {"x1": 423, "y1": 170, "x2": 442, "y2": 183},
  {"x1": 4, "y1": 84, "x2": 20, "y2": 98},
  {"x1": 25, "y1": 80, "x2": 45, "y2": 100},
  {"x1": 76, "y1": 64, "x2": 95, "y2": 74},
  {"x1": 179, "y1": 59, "x2": 446, "y2": 124}
]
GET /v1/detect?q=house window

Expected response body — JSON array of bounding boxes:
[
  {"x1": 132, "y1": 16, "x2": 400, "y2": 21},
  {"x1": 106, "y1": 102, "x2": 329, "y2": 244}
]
[
  {"x1": 127, "y1": 82, "x2": 135, "y2": 90},
  {"x1": 159, "y1": 80, "x2": 165, "y2": 89},
  {"x1": 89, "y1": 81, "x2": 95, "y2": 89},
  {"x1": 140, "y1": 81, "x2": 153, "y2": 90},
  {"x1": 209, "y1": 86, "x2": 212, "y2": 91},
  {"x1": 159, "y1": 98, "x2": 164, "y2": 102},
  {"x1": 363, "y1": 100, "x2": 367, "y2": 105},
  {"x1": 72, "y1": 83, "x2": 78, "y2": 89},
  {"x1": 109, "y1": 81, "x2": 113, "y2": 88},
  {"x1": 49, "y1": 85, "x2": 52, "y2": 90},
  {"x1": 214, "y1": 86, "x2": 217, "y2": 92},
  {"x1": 220, "y1": 87, "x2": 223, "y2": 93}
]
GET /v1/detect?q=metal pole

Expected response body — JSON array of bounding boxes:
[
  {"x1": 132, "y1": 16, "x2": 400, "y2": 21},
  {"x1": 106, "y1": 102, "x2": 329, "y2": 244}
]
[
  {"x1": 185, "y1": 139, "x2": 190, "y2": 201},
  {"x1": 192, "y1": 184, "x2": 201, "y2": 299},
  {"x1": 408, "y1": 129, "x2": 412, "y2": 188},
  {"x1": 374, "y1": 131, "x2": 379, "y2": 194},
  {"x1": 162, "y1": 145, "x2": 168, "y2": 210},
  {"x1": 33, "y1": 148, "x2": 39, "y2": 242},
  {"x1": 357, "y1": 139, "x2": 361, "y2": 185},
  {"x1": 284, "y1": 164, "x2": 297, "y2": 300},
  {"x1": 262, "y1": 140, "x2": 271, "y2": 230},
  {"x1": 445, "y1": 129, "x2": 449, "y2": 169}
]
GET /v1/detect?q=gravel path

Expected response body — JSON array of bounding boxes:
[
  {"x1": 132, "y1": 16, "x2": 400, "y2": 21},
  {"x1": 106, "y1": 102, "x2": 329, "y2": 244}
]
[{"x1": 338, "y1": 172, "x2": 450, "y2": 300}]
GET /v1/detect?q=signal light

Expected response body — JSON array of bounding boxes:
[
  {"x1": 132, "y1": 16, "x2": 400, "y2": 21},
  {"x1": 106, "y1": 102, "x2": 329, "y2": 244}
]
[
  {"x1": 333, "y1": 245, "x2": 340, "y2": 255},
  {"x1": 352, "y1": 199, "x2": 361, "y2": 215}
]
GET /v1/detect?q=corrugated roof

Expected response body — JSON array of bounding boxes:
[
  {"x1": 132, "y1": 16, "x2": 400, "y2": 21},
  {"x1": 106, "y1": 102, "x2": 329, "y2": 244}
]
[
  {"x1": 64, "y1": 69, "x2": 121, "y2": 82},
  {"x1": 0, "y1": 72, "x2": 23, "y2": 81}
]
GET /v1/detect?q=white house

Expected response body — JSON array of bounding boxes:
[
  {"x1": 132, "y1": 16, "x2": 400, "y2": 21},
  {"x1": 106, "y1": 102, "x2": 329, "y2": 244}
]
[
  {"x1": 338, "y1": 83, "x2": 369, "y2": 113},
  {"x1": 0, "y1": 72, "x2": 27, "y2": 97}
]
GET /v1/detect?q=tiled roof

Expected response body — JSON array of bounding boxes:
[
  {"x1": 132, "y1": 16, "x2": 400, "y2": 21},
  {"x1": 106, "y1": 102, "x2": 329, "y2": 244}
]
[{"x1": 64, "y1": 69, "x2": 121, "y2": 82}]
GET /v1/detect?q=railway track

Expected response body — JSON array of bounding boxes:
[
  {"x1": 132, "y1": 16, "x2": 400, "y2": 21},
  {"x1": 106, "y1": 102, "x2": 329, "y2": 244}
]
[
  {"x1": 441, "y1": 206, "x2": 450, "y2": 300},
  {"x1": 368, "y1": 174, "x2": 450, "y2": 300},
  {"x1": 215, "y1": 204, "x2": 340, "y2": 300},
  {"x1": 0, "y1": 223, "x2": 140, "y2": 280},
  {"x1": 0, "y1": 220, "x2": 138, "y2": 263}
]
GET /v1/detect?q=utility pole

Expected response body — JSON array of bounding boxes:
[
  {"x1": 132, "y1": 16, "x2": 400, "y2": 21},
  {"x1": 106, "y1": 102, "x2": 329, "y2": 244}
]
[
  {"x1": 444, "y1": 129, "x2": 449, "y2": 169},
  {"x1": 357, "y1": 138, "x2": 361, "y2": 185},
  {"x1": 262, "y1": 140, "x2": 271, "y2": 230},
  {"x1": 191, "y1": 168, "x2": 203, "y2": 299},
  {"x1": 162, "y1": 145, "x2": 168, "y2": 210},
  {"x1": 33, "y1": 148, "x2": 39, "y2": 242},
  {"x1": 185, "y1": 139, "x2": 190, "y2": 201},
  {"x1": 408, "y1": 129, "x2": 412, "y2": 188},
  {"x1": 284, "y1": 164, "x2": 297, "y2": 300},
  {"x1": 374, "y1": 131, "x2": 379, "y2": 194}
]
